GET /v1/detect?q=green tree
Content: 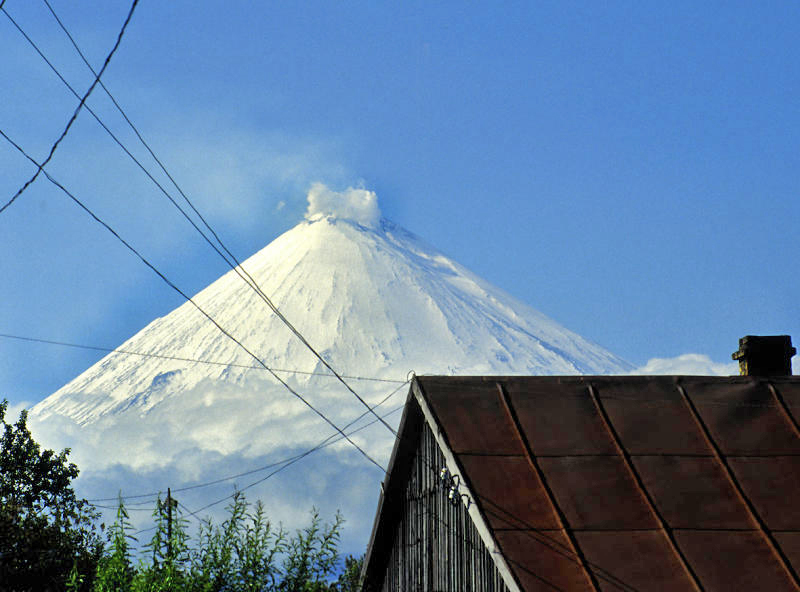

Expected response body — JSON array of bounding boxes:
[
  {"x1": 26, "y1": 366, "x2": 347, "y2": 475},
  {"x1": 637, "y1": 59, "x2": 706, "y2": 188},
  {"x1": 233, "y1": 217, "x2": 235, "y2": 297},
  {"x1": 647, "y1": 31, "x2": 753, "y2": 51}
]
[
  {"x1": 133, "y1": 493, "x2": 191, "y2": 591},
  {"x1": 330, "y1": 555, "x2": 363, "y2": 592},
  {"x1": 191, "y1": 492, "x2": 286, "y2": 591},
  {"x1": 0, "y1": 399, "x2": 102, "y2": 592},
  {"x1": 280, "y1": 509, "x2": 343, "y2": 592},
  {"x1": 92, "y1": 498, "x2": 135, "y2": 592},
  {"x1": 92, "y1": 492, "x2": 358, "y2": 591}
]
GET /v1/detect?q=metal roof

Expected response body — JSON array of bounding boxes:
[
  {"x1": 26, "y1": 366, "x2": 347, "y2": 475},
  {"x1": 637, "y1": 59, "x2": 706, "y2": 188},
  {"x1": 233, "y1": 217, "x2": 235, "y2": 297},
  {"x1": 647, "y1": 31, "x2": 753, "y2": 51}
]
[{"x1": 365, "y1": 375, "x2": 800, "y2": 591}]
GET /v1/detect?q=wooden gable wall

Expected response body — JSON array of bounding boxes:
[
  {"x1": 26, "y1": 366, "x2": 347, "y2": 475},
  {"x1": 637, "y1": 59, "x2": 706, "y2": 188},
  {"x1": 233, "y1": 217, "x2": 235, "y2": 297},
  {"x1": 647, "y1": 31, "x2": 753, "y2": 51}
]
[{"x1": 363, "y1": 396, "x2": 510, "y2": 591}]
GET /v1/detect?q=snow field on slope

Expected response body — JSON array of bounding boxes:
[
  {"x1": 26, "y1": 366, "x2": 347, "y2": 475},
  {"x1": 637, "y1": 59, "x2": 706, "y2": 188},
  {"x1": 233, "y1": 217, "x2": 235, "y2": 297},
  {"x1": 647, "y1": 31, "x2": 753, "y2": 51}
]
[
  {"x1": 34, "y1": 216, "x2": 629, "y2": 424},
  {"x1": 28, "y1": 212, "x2": 632, "y2": 558}
]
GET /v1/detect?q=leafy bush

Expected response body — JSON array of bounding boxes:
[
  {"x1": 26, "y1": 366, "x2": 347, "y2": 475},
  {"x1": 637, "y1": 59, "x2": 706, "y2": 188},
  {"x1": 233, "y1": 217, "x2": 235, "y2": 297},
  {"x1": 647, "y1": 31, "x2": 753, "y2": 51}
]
[
  {"x1": 93, "y1": 492, "x2": 361, "y2": 591},
  {"x1": 0, "y1": 399, "x2": 102, "y2": 592},
  {"x1": 0, "y1": 398, "x2": 363, "y2": 591}
]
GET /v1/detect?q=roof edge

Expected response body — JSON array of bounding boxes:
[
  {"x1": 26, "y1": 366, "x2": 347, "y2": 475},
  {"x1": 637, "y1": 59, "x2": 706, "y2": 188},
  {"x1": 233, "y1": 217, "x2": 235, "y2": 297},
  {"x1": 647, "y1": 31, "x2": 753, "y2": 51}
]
[
  {"x1": 411, "y1": 377, "x2": 523, "y2": 592},
  {"x1": 361, "y1": 384, "x2": 422, "y2": 589}
]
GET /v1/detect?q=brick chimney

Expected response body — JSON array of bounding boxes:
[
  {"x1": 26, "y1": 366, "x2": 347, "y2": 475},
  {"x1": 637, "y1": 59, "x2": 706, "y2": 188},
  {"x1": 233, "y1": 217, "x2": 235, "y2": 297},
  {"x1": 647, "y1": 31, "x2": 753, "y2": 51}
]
[{"x1": 732, "y1": 335, "x2": 795, "y2": 376}]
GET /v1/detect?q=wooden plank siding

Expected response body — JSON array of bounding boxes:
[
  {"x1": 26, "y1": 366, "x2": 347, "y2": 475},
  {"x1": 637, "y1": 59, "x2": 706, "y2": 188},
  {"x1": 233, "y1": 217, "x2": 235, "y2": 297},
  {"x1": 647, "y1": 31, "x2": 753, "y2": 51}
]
[{"x1": 370, "y1": 420, "x2": 509, "y2": 592}]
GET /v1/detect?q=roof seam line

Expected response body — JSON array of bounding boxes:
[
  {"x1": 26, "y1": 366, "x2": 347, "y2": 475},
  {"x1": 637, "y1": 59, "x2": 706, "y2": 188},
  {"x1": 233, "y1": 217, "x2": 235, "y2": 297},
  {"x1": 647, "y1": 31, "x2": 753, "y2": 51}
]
[
  {"x1": 767, "y1": 382, "x2": 800, "y2": 440},
  {"x1": 587, "y1": 383, "x2": 706, "y2": 592},
  {"x1": 411, "y1": 380, "x2": 523, "y2": 592},
  {"x1": 675, "y1": 381, "x2": 800, "y2": 589},
  {"x1": 496, "y1": 382, "x2": 604, "y2": 592}
]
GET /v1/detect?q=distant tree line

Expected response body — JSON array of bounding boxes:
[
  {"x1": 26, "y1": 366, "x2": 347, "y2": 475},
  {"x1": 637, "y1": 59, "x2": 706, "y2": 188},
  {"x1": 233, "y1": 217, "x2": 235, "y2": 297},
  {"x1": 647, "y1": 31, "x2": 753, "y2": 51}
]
[{"x1": 0, "y1": 400, "x2": 363, "y2": 592}]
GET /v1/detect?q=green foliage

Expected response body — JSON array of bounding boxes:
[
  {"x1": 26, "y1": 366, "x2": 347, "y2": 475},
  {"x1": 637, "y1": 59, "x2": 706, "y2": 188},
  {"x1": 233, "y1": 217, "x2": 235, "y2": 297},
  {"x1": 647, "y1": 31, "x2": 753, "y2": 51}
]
[
  {"x1": 192, "y1": 492, "x2": 286, "y2": 591},
  {"x1": 135, "y1": 493, "x2": 191, "y2": 591},
  {"x1": 92, "y1": 497, "x2": 135, "y2": 591},
  {"x1": 280, "y1": 509, "x2": 342, "y2": 592},
  {"x1": 0, "y1": 398, "x2": 363, "y2": 591},
  {"x1": 66, "y1": 561, "x2": 86, "y2": 592},
  {"x1": 329, "y1": 555, "x2": 363, "y2": 592},
  {"x1": 92, "y1": 491, "x2": 361, "y2": 591},
  {"x1": 0, "y1": 399, "x2": 102, "y2": 592}
]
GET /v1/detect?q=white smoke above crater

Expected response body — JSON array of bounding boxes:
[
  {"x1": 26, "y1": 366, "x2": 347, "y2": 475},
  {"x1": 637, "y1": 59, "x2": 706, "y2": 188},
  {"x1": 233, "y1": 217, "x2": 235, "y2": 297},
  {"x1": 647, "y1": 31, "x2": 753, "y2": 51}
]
[
  {"x1": 28, "y1": 200, "x2": 633, "y2": 555},
  {"x1": 304, "y1": 183, "x2": 381, "y2": 228}
]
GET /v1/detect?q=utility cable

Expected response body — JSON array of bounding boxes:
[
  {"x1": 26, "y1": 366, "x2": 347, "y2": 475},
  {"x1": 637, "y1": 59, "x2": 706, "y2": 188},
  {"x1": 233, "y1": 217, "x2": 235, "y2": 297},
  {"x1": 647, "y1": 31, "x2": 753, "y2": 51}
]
[
  {"x1": 415, "y1": 438, "x2": 639, "y2": 592},
  {"x1": 3, "y1": 327, "x2": 785, "y2": 411},
  {"x1": 0, "y1": 128, "x2": 385, "y2": 473},
  {"x1": 0, "y1": 0, "x2": 139, "y2": 215},
  {"x1": 87, "y1": 379, "x2": 409, "y2": 504},
  {"x1": 1, "y1": 5, "x2": 232, "y2": 273},
  {"x1": 180, "y1": 381, "x2": 409, "y2": 520},
  {"x1": 9, "y1": 0, "x2": 393, "y2": 471},
  {"x1": 98, "y1": 400, "x2": 407, "y2": 527},
  {"x1": 0, "y1": 332, "x2": 406, "y2": 384},
  {"x1": 100, "y1": 396, "x2": 407, "y2": 530},
  {"x1": 26, "y1": 1, "x2": 398, "y2": 438}
]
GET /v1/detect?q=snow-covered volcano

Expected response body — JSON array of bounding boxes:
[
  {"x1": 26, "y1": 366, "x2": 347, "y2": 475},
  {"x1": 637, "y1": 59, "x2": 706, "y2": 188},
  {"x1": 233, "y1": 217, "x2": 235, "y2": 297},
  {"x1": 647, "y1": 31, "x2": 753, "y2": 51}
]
[
  {"x1": 28, "y1": 185, "x2": 630, "y2": 556},
  {"x1": 33, "y1": 186, "x2": 629, "y2": 426}
]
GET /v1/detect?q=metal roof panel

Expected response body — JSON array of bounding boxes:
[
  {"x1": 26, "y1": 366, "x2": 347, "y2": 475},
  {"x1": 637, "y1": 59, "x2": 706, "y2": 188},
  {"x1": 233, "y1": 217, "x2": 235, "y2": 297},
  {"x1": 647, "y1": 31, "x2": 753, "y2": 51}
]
[
  {"x1": 684, "y1": 379, "x2": 800, "y2": 455},
  {"x1": 506, "y1": 380, "x2": 616, "y2": 455},
  {"x1": 539, "y1": 456, "x2": 658, "y2": 530},
  {"x1": 675, "y1": 530, "x2": 797, "y2": 591},
  {"x1": 424, "y1": 379, "x2": 524, "y2": 455},
  {"x1": 576, "y1": 530, "x2": 700, "y2": 592},
  {"x1": 593, "y1": 379, "x2": 710, "y2": 455},
  {"x1": 729, "y1": 456, "x2": 800, "y2": 531},
  {"x1": 458, "y1": 454, "x2": 561, "y2": 530},
  {"x1": 633, "y1": 456, "x2": 754, "y2": 529},
  {"x1": 773, "y1": 532, "x2": 800, "y2": 576},
  {"x1": 493, "y1": 529, "x2": 594, "y2": 592},
  {"x1": 771, "y1": 380, "x2": 800, "y2": 432}
]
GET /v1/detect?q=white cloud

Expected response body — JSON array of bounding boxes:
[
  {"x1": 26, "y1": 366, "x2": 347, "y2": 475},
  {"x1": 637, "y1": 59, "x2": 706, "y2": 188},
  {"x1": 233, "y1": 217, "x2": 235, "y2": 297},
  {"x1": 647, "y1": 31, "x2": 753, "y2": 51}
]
[
  {"x1": 135, "y1": 127, "x2": 352, "y2": 236},
  {"x1": 27, "y1": 376, "x2": 401, "y2": 557},
  {"x1": 630, "y1": 353, "x2": 739, "y2": 376},
  {"x1": 30, "y1": 376, "x2": 400, "y2": 472},
  {"x1": 304, "y1": 183, "x2": 381, "y2": 228},
  {"x1": 3, "y1": 400, "x2": 32, "y2": 424}
]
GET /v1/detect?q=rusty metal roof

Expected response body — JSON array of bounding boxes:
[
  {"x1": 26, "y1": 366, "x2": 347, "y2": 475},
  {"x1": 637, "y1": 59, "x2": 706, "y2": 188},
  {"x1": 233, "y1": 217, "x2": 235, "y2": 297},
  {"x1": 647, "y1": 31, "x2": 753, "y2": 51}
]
[{"x1": 368, "y1": 375, "x2": 800, "y2": 591}]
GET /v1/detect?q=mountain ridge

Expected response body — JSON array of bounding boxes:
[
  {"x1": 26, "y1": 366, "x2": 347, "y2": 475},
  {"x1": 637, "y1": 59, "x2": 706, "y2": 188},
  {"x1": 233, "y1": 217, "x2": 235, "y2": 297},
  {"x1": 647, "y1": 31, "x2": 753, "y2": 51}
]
[
  {"x1": 24, "y1": 187, "x2": 635, "y2": 557},
  {"x1": 33, "y1": 212, "x2": 630, "y2": 426}
]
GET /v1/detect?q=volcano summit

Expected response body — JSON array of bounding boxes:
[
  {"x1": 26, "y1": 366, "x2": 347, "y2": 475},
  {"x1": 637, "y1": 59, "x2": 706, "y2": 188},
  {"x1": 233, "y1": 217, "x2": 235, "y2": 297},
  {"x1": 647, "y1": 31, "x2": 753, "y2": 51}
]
[
  {"x1": 34, "y1": 184, "x2": 629, "y2": 427},
  {"x1": 29, "y1": 185, "x2": 629, "y2": 551}
]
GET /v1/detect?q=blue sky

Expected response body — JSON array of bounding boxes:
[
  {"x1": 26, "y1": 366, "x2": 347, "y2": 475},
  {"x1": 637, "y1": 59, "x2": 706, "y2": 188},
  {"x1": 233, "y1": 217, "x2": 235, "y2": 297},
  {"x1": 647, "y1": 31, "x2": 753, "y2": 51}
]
[{"x1": 1, "y1": 0, "x2": 799, "y2": 412}]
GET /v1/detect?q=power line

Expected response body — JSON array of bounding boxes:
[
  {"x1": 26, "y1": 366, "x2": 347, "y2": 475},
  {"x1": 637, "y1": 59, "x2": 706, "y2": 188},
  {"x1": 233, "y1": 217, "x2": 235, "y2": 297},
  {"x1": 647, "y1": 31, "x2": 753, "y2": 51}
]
[
  {"x1": 0, "y1": 0, "x2": 139, "y2": 215},
  {"x1": 25, "y1": 1, "x2": 398, "y2": 438},
  {"x1": 0, "y1": 128, "x2": 385, "y2": 473},
  {"x1": 1, "y1": 5, "x2": 230, "y2": 265},
  {"x1": 412, "y1": 437, "x2": 640, "y2": 592},
  {"x1": 114, "y1": 394, "x2": 640, "y2": 592},
  {"x1": 6, "y1": 1, "x2": 392, "y2": 468},
  {"x1": 88, "y1": 380, "x2": 409, "y2": 505},
  {"x1": 93, "y1": 397, "x2": 408, "y2": 535},
  {"x1": 96, "y1": 399, "x2": 408, "y2": 530},
  {"x1": 181, "y1": 382, "x2": 409, "y2": 520},
  {"x1": 0, "y1": 332, "x2": 406, "y2": 385}
]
